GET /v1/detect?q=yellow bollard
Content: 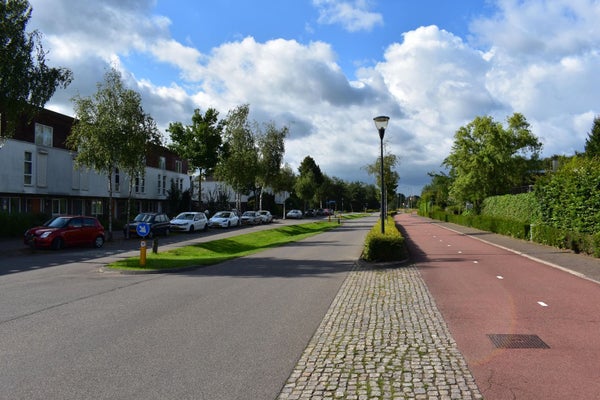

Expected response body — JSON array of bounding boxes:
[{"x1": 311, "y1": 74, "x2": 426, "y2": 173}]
[{"x1": 140, "y1": 240, "x2": 147, "y2": 267}]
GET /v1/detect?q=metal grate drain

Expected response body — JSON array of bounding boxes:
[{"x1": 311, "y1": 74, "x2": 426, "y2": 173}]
[{"x1": 488, "y1": 334, "x2": 550, "y2": 349}]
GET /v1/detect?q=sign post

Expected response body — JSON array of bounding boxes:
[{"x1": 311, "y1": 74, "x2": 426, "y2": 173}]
[{"x1": 136, "y1": 222, "x2": 150, "y2": 267}]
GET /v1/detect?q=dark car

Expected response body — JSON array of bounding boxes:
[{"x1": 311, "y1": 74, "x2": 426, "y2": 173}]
[
  {"x1": 124, "y1": 212, "x2": 170, "y2": 238},
  {"x1": 24, "y1": 216, "x2": 105, "y2": 250}
]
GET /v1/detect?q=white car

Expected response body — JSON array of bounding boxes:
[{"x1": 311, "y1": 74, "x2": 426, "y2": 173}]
[
  {"x1": 286, "y1": 209, "x2": 303, "y2": 219},
  {"x1": 170, "y1": 212, "x2": 208, "y2": 233},
  {"x1": 208, "y1": 211, "x2": 240, "y2": 228},
  {"x1": 257, "y1": 210, "x2": 273, "y2": 223}
]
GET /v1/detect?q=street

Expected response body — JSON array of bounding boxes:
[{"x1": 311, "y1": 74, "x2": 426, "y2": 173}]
[{"x1": 0, "y1": 217, "x2": 369, "y2": 400}]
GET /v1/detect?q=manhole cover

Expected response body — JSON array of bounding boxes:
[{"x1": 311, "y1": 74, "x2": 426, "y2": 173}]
[{"x1": 488, "y1": 334, "x2": 550, "y2": 349}]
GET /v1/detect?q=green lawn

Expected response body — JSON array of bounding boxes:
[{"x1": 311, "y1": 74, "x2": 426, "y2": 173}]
[{"x1": 108, "y1": 220, "x2": 345, "y2": 271}]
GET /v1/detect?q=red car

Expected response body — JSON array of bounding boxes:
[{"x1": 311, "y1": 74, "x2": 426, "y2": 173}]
[{"x1": 24, "y1": 216, "x2": 105, "y2": 250}]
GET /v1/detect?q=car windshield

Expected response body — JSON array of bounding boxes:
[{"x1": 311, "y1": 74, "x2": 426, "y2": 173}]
[
  {"x1": 47, "y1": 217, "x2": 70, "y2": 228},
  {"x1": 134, "y1": 213, "x2": 154, "y2": 222},
  {"x1": 214, "y1": 212, "x2": 230, "y2": 218},
  {"x1": 175, "y1": 213, "x2": 194, "y2": 220},
  {"x1": 242, "y1": 212, "x2": 253, "y2": 216}
]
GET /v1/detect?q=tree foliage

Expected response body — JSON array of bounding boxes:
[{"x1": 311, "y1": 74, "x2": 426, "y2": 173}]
[
  {"x1": 364, "y1": 150, "x2": 400, "y2": 212},
  {"x1": 67, "y1": 68, "x2": 160, "y2": 237},
  {"x1": 0, "y1": 0, "x2": 72, "y2": 138},
  {"x1": 584, "y1": 116, "x2": 600, "y2": 157},
  {"x1": 168, "y1": 108, "x2": 224, "y2": 208},
  {"x1": 255, "y1": 121, "x2": 287, "y2": 209},
  {"x1": 294, "y1": 156, "x2": 324, "y2": 207},
  {"x1": 443, "y1": 113, "x2": 542, "y2": 209}
]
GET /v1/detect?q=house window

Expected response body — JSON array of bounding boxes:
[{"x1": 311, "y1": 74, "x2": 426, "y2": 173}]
[
  {"x1": 91, "y1": 200, "x2": 103, "y2": 216},
  {"x1": 175, "y1": 160, "x2": 182, "y2": 173},
  {"x1": 24, "y1": 151, "x2": 33, "y2": 185},
  {"x1": 159, "y1": 156, "x2": 166, "y2": 170},
  {"x1": 114, "y1": 168, "x2": 120, "y2": 192},
  {"x1": 162, "y1": 175, "x2": 167, "y2": 195},
  {"x1": 35, "y1": 123, "x2": 53, "y2": 147},
  {"x1": 51, "y1": 198, "x2": 68, "y2": 215},
  {"x1": 157, "y1": 174, "x2": 161, "y2": 194},
  {"x1": 135, "y1": 175, "x2": 145, "y2": 193}
]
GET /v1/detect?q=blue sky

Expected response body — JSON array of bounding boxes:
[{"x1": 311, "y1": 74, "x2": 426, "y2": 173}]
[{"x1": 28, "y1": 0, "x2": 600, "y2": 195}]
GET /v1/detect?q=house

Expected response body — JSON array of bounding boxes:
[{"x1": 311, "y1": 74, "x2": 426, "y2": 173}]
[{"x1": 0, "y1": 107, "x2": 190, "y2": 220}]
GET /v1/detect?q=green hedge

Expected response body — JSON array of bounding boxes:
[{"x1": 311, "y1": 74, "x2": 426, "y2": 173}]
[
  {"x1": 0, "y1": 212, "x2": 51, "y2": 238},
  {"x1": 362, "y1": 217, "x2": 407, "y2": 262}
]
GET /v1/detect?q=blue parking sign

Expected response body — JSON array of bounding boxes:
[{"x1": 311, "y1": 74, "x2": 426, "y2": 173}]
[{"x1": 136, "y1": 222, "x2": 150, "y2": 237}]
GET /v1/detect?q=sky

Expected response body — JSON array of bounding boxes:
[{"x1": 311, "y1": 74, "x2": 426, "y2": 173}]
[{"x1": 27, "y1": 0, "x2": 600, "y2": 196}]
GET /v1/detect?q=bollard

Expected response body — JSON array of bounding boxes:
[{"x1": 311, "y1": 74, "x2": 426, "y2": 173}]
[
  {"x1": 140, "y1": 240, "x2": 147, "y2": 267},
  {"x1": 152, "y1": 237, "x2": 158, "y2": 254}
]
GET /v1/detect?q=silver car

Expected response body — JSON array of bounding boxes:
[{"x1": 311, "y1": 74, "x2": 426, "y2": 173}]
[{"x1": 170, "y1": 212, "x2": 208, "y2": 233}]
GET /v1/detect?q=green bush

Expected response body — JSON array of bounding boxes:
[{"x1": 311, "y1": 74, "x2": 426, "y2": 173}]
[
  {"x1": 0, "y1": 212, "x2": 51, "y2": 238},
  {"x1": 362, "y1": 217, "x2": 407, "y2": 262},
  {"x1": 481, "y1": 192, "x2": 541, "y2": 224}
]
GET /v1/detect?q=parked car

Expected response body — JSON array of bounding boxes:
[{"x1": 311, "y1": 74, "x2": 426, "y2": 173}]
[
  {"x1": 304, "y1": 209, "x2": 315, "y2": 217},
  {"x1": 208, "y1": 211, "x2": 240, "y2": 228},
  {"x1": 241, "y1": 211, "x2": 262, "y2": 225},
  {"x1": 24, "y1": 215, "x2": 105, "y2": 250},
  {"x1": 124, "y1": 212, "x2": 170, "y2": 238},
  {"x1": 257, "y1": 210, "x2": 273, "y2": 223},
  {"x1": 170, "y1": 212, "x2": 208, "y2": 233},
  {"x1": 286, "y1": 209, "x2": 303, "y2": 219}
]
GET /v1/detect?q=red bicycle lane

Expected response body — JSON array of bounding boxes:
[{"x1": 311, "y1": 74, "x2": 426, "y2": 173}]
[{"x1": 396, "y1": 213, "x2": 600, "y2": 400}]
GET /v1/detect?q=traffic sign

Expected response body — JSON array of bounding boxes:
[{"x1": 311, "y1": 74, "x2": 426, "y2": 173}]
[{"x1": 136, "y1": 222, "x2": 150, "y2": 237}]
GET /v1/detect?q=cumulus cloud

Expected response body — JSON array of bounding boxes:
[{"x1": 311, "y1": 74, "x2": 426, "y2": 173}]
[
  {"x1": 24, "y1": 0, "x2": 600, "y2": 194},
  {"x1": 312, "y1": 0, "x2": 384, "y2": 32}
]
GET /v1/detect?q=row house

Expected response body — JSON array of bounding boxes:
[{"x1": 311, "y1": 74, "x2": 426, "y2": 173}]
[{"x1": 0, "y1": 108, "x2": 190, "y2": 220}]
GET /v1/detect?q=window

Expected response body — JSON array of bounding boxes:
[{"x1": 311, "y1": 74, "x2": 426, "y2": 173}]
[
  {"x1": 162, "y1": 175, "x2": 167, "y2": 195},
  {"x1": 135, "y1": 175, "x2": 145, "y2": 193},
  {"x1": 52, "y1": 198, "x2": 68, "y2": 215},
  {"x1": 175, "y1": 160, "x2": 182, "y2": 173},
  {"x1": 114, "y1": 168, "x2": 120, "y2": 192},
  {"x1": 91, "y1": 200, "x2": 103, "y2": 216},
  {"x1": 157, "y1": 174, "x2": 161, "y2": 194},
  {"x1": 35, "y1": 123, "x2": 53, "y2": 147},
  {"x1": 24, "y1": 151, "x2": 33, "y2": 185},
  {"x1": 159, "y1": 156, "x2": 166, "y2": 170}
]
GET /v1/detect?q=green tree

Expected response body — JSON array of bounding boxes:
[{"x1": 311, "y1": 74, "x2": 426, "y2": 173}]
[
  {"x1": 584, "y1": 116, "x2": 600, "y2": 157},
  {"x1": 294, "y1": 156, "x2": 324, "y2": 209},
  {"x1": 364, "y1": 151, "x2": 400, "y2": 214},
  {"x1": 68, "y1": 68, "x2": 160, "y2": 239},
  {"x1": 443, "y1": 113, "x2": 542, "y2": 210},
  {"x1": 216, "y1": 104, "x2": 258, "y2": 210},
  {"x1": 167, "y1": 108, "x2": 224, "y2": 210},
  {"x1": 0, "y1": 0, "x2": 72, "y2": 139},
  {"x1": 256, "y1": 122, "x2": 288, "y2": 210},
  {"x1": 420, "y1": 171, "x2": 452, "y2": 210}
]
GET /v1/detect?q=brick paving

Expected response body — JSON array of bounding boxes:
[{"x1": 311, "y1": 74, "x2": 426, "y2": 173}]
[{"x1": 277, "y1": 261, "x2": 483, "y2": 400}]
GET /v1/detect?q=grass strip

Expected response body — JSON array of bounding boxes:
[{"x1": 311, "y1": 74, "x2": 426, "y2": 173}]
[{"x1": 108, "y1": 221, "x2": 339, "y2": 271}]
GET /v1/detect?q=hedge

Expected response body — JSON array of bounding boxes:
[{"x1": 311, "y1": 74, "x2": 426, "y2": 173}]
[{"x1": 362, "y1": 217, "x2": 407, "y2": 262}]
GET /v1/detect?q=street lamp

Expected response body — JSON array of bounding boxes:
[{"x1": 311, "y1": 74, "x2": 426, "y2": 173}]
[{"x1": 373, "y1": 116, "x2": 390, "y2": 234}]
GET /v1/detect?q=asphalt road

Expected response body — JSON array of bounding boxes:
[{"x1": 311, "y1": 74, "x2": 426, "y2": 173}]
[
  {"x1": 397, "y1": 213, "x2": 600, "y2": 400},
  {"x1": 0, "y1": 216, "x2": 372, "y2": 400}
]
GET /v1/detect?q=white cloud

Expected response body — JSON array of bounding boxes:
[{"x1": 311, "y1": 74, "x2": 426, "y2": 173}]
[
  {"x1": 312, "y1": 0, "x2": 384, "y2": 32},
  {"x1": 25, "y1": 0, "x2": 600, "y2": 194}
]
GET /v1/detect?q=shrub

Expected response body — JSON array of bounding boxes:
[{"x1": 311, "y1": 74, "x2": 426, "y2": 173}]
[{"x1": 362, "y1": 217, "x2": 407, "y2": 262}]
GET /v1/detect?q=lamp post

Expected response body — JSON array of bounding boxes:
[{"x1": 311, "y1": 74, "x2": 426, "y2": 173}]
[{"x1": 373, "y1": 116, "x2": 390, "y2": 234}]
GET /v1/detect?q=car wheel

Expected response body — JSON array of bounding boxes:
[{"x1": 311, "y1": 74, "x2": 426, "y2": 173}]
[
  {"x1": 51, "y1": 237, "x2": 63, "y2": 250},
  {"x1": 94, "y1": 235, "x2": 104, "y2": 248},
  {"x1": 189, "y1": 225, "x2": 195, "y2": 233}
]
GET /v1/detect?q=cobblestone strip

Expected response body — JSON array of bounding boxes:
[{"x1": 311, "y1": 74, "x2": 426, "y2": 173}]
[{"x1": 277, "y1": 262, "x2": 483, "y2": 400}]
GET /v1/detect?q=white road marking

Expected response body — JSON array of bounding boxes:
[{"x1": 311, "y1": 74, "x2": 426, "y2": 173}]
[
  {"x1": 496, "y1": 275, "x2": 504, "y2": 279},
  {"x1": 537, "y1": 301, "x2": 549, "y2": 307},
  {"x1": 458, "y1": 251, "x2": 462, "y2": 254},
  {"x1": 474, "y1": 261, "x2": 479, "y2": 264}
]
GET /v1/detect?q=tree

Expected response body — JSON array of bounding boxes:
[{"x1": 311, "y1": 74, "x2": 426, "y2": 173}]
[
  {"x1": 420, "y1": 172, "x2": 453, "y2": 212},
  {"x1": 364, "y1": 151, "x2": 400, "y2": 214},
  {"x1": 168, "y1": 108, "x2": 224, "y2": 210},
  {"x1": 443, "y1": 113, "x2": 542, "y2": 210},
  {"x1": 256, "y1": 122, "x2": 287, "y2": 210},
  {"x1": 0, "y1": 0, "x2": 72, "y2": 140},
  {"x1": 584, "y1": 116, "x2": 600, "y2": 158},
  {"x1": 68, "y1": 68, "x2": 160, "y2": 239},
  {"x1": 215, "y1": 104, "x2": 258, "y2": 210},
  {"x1": 294, "y1": 156, "x2": 324, "y2": 209}
]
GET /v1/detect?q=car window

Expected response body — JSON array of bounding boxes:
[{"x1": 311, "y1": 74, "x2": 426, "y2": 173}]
[
  {"x1": 48, "y1": 217, "x2": 69, "y2": 228},
  {"x1": 69, "y1": 218, "x2": 83, "y2": 228},
  {"x1": 83, "y1": 218, "x2": 96, "y2": 227}
]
